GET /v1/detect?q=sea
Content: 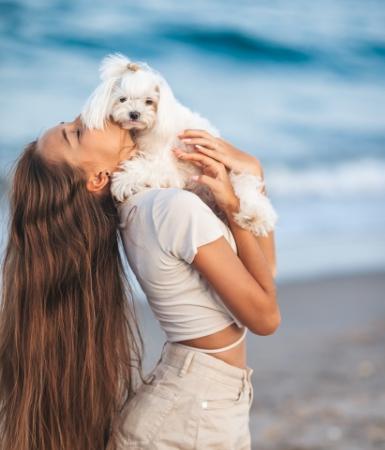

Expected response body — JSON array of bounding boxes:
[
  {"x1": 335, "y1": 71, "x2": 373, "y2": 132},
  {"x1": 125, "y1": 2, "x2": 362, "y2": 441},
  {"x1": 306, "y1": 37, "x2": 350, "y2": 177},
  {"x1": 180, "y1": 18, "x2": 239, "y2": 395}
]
[{"x1": 1, "y1": 0, "x2": 385, "y2": 283}]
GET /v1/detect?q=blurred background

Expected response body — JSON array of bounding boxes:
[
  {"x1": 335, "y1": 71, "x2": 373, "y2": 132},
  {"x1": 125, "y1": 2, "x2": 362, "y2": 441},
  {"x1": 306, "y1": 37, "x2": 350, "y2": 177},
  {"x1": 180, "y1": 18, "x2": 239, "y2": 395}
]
[{"x1": 1, "y1": 1, "x2": 384, "y2": 449}]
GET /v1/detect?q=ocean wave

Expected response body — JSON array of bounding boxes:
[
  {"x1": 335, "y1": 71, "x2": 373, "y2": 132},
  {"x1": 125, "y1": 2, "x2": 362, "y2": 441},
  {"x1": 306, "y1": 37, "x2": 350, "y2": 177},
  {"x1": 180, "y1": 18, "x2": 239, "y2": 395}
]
[
  {"x1": 267, "y1": 158, "x2": 385, "y2": 198},
  {"x1": 2, "y1": 1, "x2": 384, "y2": 73},
  {"x1": 160, "y1": 25, "x2": 312, "y2": 64}
]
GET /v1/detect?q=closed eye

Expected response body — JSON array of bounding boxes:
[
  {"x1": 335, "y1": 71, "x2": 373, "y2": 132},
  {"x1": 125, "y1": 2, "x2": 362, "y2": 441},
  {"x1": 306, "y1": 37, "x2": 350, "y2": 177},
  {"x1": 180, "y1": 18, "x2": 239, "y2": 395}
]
[{"x1": 145, "y1": 98, "x2": 154, "y2": 105}]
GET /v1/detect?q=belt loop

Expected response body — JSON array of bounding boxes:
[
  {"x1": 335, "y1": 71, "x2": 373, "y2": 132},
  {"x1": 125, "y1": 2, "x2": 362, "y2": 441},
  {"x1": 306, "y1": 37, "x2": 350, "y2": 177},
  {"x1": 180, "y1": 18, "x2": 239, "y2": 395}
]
[
  {"x1": 242, "y1": 371, "x2": 247, "y2": 393},
  {"x1": 247, "y1": 367, "x2": 254, "y2": 405},
  {"x1": 178, "y1": 351, "x2": 195, "y2": 377}
]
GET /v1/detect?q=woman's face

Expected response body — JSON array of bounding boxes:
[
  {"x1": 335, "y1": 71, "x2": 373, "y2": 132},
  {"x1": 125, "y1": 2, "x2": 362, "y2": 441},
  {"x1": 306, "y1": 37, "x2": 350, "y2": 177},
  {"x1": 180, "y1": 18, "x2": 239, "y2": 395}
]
[{"x1": 37, "y1": 115, "x2": 137, "y2": 192}]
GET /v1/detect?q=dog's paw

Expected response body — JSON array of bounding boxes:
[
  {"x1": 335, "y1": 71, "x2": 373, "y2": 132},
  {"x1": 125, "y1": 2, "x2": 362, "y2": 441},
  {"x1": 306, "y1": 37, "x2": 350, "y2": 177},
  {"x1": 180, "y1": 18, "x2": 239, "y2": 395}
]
[
  {"x1": 229, "y1": 170, "x2": 278, "y2": 237},
  {"x1": 110, "y1": 170, "x2": 133, "y2": 203},
  {"x1": 233, "y1": 194, "x2": 278, "y2": 237}
]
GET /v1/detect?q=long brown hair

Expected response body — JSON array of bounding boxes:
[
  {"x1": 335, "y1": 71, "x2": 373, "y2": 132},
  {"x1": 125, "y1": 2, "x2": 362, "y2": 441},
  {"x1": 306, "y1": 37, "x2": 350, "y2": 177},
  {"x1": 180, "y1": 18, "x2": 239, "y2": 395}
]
[{"x1": 0, "y1": 141, "x2": 144, "y2": 450}]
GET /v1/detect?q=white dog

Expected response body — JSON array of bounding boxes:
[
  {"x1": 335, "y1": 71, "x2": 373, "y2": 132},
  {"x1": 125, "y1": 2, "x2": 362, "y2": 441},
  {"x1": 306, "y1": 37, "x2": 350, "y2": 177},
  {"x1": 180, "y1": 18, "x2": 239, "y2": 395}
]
[{"x1": 81, "y1": 53, "x2": 278, "y2": 237}]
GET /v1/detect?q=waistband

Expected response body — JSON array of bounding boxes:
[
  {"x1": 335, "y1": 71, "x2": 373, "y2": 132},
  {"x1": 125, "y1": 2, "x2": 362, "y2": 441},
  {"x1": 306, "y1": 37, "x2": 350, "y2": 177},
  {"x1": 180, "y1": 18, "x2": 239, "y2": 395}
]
[
  {"x1": 175, "y1": 326, "x2": 247, "y2": 354},
  {"x1": 158, "y1": 339, "x2": 253, "y2": 388}
]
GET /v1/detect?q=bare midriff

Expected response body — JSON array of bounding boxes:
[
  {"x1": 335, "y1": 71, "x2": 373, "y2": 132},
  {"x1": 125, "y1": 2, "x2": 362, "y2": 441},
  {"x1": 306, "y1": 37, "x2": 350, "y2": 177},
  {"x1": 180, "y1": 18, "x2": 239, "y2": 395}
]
[{"x1": 176, "y1": 323, "x2": 247, "y2": 369}]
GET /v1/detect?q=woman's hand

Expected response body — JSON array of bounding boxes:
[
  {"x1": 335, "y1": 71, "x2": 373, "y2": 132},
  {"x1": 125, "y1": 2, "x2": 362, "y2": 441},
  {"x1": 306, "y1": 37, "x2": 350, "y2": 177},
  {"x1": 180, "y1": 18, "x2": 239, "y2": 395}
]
[
  {"x1": 178, "y1": 129, "x2": 264, "y2": 178},
  {"x1": 172, "y1": 148, "x2": 240, "y2": 216}
]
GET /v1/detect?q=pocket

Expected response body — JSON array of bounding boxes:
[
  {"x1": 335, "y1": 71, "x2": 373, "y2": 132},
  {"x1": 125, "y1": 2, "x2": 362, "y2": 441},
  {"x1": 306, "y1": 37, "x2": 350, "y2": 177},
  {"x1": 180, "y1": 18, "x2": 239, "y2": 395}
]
[
  {"x1": 117, "y1": 367, "x2": 179, "y2": 446},
  {"x1": 196, "y1": 379, "x2": 251, "y2": 448},
  {"x1": 200, "y1": 379, "x2": 248, "y2": 411}
]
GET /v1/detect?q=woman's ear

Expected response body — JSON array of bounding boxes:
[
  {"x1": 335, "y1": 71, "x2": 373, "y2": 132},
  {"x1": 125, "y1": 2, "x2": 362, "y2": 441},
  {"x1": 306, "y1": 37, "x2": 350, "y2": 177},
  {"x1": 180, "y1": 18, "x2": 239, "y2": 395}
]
[{"x1": 86, "y1": 171, "x2": 110, "y2": 193}]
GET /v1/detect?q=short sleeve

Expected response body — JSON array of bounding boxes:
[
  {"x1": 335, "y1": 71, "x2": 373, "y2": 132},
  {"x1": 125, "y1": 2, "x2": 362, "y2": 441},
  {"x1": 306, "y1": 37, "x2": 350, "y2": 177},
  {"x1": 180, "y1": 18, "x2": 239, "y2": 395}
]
[{"x1": 154, "y1": 189, "x2": 225, "y2": 264}]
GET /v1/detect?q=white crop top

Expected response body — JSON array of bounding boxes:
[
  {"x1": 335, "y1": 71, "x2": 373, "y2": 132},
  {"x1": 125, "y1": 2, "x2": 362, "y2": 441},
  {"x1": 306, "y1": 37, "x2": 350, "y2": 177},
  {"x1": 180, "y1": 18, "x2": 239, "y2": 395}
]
[{"x1": 118, "y1": 187, "x2": 246, "y2": 349}]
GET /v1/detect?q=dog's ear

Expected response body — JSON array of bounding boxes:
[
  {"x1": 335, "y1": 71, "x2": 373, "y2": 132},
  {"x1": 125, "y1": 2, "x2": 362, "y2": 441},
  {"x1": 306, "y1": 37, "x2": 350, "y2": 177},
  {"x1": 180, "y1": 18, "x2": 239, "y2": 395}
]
[
  {"x1": 154, "y1": 75, "x2": 178, "y2": 138},
  {"x1": 81, "y1": 77, "x2": 117, "y2": 130}
]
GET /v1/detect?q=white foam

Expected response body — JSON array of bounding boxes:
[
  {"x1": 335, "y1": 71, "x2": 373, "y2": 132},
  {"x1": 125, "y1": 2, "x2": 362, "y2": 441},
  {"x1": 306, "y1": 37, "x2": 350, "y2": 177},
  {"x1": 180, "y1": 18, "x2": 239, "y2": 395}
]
[{"x1": 266, "y1": 157, "x2": 385, "y2": 198}]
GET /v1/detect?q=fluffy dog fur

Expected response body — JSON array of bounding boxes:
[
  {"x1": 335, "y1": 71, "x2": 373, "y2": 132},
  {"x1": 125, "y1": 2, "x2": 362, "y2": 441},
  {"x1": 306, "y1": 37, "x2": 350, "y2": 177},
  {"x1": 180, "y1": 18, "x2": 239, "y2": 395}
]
[{"x1": 81, "y1": 53, "x2": 278, "y2": 236}]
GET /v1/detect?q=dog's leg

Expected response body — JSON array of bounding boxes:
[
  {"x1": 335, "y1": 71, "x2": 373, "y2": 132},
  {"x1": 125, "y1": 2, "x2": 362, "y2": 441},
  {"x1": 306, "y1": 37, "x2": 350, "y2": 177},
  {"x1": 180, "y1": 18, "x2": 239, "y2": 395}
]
[{"x1": 229, "y1": 171, "x2": 278, "y2": 237}]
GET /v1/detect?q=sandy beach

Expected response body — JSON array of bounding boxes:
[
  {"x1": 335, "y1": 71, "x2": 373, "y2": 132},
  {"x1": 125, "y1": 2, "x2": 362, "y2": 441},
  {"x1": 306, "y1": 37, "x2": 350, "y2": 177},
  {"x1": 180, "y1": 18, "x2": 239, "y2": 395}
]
[{"x1": 136, "y1": 270, "x2": 385, "y2": 450}]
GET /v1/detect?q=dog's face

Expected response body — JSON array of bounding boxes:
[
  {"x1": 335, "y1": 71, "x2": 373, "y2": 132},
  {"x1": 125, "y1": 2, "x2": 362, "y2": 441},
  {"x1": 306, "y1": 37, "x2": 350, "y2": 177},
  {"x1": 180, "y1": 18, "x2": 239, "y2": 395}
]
[
  {"x1": 81, "y1": 55, "x2": 176, "y2": 133},
  {"x1": 110, "y1": 70, "x2": 160, "y2": 131}
]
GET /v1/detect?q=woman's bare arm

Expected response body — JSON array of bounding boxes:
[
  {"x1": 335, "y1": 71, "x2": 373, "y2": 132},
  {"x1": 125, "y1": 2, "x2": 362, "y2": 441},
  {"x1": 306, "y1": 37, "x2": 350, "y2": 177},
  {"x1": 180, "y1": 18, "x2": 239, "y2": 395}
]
[
  {"x1": 254, "y1": 230, "x2": 277, "y2": 279},
  {"x1": 253, "y1": 184, "x2": 277, "y2": 278},
  {"x1": 173, "y1": 141, "x2": 280, "y2": 335},
  {"x1": 178, "y1": 129, "x2": 277, "y2": 278},
  {"x1": 192, "y1": 209, "x2": 280, "y2": 336},
  {"x1": 192, "y1": 195, "x2": 281, "y2": 335}
]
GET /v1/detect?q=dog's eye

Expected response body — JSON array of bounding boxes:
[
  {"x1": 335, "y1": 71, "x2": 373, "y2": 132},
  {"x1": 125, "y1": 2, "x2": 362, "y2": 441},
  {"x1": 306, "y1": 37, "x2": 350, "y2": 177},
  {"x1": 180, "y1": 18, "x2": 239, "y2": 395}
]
[
  {"x1": 119, "y1": 97, "x2": 127, "y2": 103},
  {"x1": 145, "y1": 99, "x2": 153, "y2": 105}
]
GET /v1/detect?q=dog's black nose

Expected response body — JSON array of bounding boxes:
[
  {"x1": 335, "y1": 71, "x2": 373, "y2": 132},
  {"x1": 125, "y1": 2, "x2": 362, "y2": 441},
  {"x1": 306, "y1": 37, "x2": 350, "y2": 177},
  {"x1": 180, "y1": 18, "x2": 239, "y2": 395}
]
[{"x1": 129, "y1": 111, "x2": 140, "y2": 120}]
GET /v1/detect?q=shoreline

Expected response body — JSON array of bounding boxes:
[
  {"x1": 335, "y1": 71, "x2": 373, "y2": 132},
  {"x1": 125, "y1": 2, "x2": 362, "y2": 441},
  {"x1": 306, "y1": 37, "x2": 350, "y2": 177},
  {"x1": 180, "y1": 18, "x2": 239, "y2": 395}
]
[{"x1": 250, "y1": 269, "x2": 385, "y2": 450}]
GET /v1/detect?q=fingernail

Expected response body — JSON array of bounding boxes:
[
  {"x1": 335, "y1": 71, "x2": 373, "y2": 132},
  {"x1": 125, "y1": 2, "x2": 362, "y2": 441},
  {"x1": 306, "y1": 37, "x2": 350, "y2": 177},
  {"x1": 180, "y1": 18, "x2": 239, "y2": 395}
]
[
  {"x1": 190, "y1": 175, "x2": 199, "y2": 181},
  {"x1": 182, "y1": 138, "x2": 191, "y2": 143}
]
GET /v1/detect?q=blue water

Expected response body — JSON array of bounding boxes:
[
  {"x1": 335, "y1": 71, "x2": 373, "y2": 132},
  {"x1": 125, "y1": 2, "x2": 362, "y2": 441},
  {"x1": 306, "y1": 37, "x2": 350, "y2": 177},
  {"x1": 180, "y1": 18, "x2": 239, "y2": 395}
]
[{"x1": 1, "y1": 0, "x2": 385, "y2": 281}]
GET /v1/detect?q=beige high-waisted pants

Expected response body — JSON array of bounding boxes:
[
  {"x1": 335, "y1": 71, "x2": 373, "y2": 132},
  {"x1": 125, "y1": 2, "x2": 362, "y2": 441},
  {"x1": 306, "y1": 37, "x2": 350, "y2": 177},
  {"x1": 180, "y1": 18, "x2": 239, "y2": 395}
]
[{"x1": 116, "y1": 340, "x2": 254, "y2": 449}]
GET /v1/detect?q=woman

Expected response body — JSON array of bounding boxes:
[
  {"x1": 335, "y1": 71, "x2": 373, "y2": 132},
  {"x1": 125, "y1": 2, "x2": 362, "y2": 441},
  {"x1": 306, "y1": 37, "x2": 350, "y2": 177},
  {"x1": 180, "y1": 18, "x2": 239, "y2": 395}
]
[{"x1": 0, "y1": 116, "x2": 280, "y2": 449}]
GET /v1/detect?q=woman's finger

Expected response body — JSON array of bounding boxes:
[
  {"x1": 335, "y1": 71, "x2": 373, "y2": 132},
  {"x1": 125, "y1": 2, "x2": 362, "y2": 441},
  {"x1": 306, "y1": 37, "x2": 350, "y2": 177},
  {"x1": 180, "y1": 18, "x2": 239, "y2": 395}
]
[
  {"x1": 180, "y1": 137, "x2": 219, "y2": 152},
  {"x1": 173, "y1": 150, "x2": 224, "y2": 174},
  {"x1": 173, "y1": 150, "x2": 224, "y2": 179},
  {"x1": 191, "y1": 173, "x2": 219, "y2": 191},
  {"x1": 194, "y1": 144, "x2": 233, "y2": 167},
  {"x1": 184, "y1": 159, "x2": 204, "y2": 168},
  {"x1": 179, "y1": 129, "x2": 213, "y2": 140}
]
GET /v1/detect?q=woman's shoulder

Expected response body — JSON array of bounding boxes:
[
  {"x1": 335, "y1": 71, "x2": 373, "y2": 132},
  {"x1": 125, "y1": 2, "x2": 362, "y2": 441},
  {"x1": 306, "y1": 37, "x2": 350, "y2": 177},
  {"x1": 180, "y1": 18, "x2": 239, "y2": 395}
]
[
  {"x1": 157, "y1": 187, "x2": 206, "y2": 207},
  {"x1": 140, "y1": 188, "x2": 220, "y2": 236},
  {"x1": 127, "y1": 187, "x2": 206, "y2": 211},
  {"x1": 152, "y1": 188, "x2": 225, "y2": 263},
  {"x1": 118, "y1": 188, "x2": 207, "y2": 225},
  {"x1": 153, "y1": 188, "x2": 216, "y2": 222}
]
